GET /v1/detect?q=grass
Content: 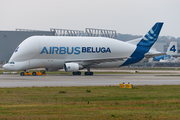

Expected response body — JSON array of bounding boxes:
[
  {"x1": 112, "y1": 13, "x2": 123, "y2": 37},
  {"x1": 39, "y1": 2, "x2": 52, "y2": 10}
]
[{"x1": 0, "y1": 85, "x2": 180, "y2": 119}]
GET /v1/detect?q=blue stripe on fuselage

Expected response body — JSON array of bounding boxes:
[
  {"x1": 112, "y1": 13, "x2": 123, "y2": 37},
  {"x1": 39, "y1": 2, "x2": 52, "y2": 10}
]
[
  {"x1": 120, "y1": 46, "x2": 149, "y2": 66},
  {"x1": 120, "y1": 22, "x2": 163, "y2": 66}
]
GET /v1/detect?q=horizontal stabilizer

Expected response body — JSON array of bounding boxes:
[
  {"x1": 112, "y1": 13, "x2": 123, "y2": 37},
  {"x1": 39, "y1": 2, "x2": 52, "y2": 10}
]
[{"x1": 145, "y1": 52, "x2": 166, "y2": 58}]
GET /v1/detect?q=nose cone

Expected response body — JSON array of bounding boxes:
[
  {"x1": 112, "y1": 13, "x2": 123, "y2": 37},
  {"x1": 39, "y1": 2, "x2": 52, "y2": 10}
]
[
  {"x1": 3, "y1": 64, "x2": 9, "y2": 70},
  {"x1": 3, "y1": 61, "x2": 29, "y2": 71},
  {"x1": 3, "y1": 63, "x2": 16, "y2": 71}
]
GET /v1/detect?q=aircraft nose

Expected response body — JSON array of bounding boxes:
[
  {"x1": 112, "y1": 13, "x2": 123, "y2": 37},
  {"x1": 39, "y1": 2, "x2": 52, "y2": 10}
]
[
  {"x1": 3, "y1": 64, "x2": 8, "y2": 70},
  {"x1": 3, "y1": 64, "x2": 14, "y2": 71}
]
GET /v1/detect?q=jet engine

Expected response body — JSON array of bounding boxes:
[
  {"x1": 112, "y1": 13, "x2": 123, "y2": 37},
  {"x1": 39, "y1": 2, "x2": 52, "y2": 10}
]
[{"x1": 63, "y1": 63, "x2": 83, "y2": 72}]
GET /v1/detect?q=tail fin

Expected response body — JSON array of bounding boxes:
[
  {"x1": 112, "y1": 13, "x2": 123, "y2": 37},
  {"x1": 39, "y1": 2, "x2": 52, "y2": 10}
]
[
  {"x1": 121, "y1": 22, "x2": 163, "y2": 66},
  {"x1": 137, "y1": 22, "x2": 163, "y2": 49},
  {"x1": 167, "y1": 42, "x2": 177, "y2": 55}
]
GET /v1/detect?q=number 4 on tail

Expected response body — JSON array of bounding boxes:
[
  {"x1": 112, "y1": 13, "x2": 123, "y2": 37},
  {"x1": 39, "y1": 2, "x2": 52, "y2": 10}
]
[{"x1": 170, "y1": 45, "x2": 176, "y2": 52}]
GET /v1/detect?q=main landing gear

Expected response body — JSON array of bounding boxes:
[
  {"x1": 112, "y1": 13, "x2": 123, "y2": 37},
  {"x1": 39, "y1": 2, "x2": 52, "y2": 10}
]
[
  {"x1": 84, "y1": 66, "x2": 93, "y2": 76},
  {"x1": 72, "y1": 71, "x2": 81, "y2": 75},
  {"x1": 72, "y1": 66, "x2": 94, "y2": 76},
  {"x1": 72, "y1": 71, "x2": 93, "y2": 76},
  {"x1": 84, "y1": 72, "x2": 93, "y2": 75}
]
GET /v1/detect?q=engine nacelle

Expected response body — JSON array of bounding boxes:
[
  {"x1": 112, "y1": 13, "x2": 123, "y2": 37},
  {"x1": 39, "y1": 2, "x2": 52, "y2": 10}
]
[
  {"x1": 63, "y1": 63, "x2": 83, "y2": 72},
  {"x1": 45, "y1": 68, "x2": 59, "y2": 72}
]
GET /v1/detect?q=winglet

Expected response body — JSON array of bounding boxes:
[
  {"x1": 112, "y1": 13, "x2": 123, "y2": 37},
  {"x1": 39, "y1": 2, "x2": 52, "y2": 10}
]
[{"x1": 137, "y1": 22, "x2": 163, "y2": 49}]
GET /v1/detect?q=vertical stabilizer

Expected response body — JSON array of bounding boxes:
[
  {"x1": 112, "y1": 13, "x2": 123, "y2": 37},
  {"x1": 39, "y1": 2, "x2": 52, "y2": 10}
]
[
  {"x1": 137, "y1": 22, "x2": 163, "y2": 49},
  {"x1": 121, "y1": 22, "x2": 163, "y2": 66}
]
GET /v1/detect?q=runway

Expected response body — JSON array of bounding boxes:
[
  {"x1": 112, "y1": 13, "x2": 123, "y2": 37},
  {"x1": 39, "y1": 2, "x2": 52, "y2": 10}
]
[{"x1": 0, "y1": 73, "x2": 180, "y2": 87}]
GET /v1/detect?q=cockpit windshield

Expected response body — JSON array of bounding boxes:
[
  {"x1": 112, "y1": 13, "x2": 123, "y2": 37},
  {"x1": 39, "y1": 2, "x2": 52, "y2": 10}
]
[{"x1": 7, "y1": 62, "x2": 15, "y2": 64}]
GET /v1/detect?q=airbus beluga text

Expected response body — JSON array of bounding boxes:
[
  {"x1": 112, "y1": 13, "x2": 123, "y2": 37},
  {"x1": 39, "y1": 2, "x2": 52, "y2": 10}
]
[{"x1": 3, "y1": 22, "x2": 164, "y2": 75}]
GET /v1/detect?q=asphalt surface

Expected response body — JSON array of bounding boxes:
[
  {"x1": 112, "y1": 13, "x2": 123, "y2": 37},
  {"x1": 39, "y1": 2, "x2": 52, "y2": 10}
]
[{"x1": 0, "y1": 73, "x2": 180, "y2": 87}]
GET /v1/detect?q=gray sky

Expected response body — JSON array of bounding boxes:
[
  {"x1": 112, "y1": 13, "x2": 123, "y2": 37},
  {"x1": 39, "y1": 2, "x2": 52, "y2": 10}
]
[{"x1": 0, "y1": 0, "x2": 180, "y2": 38}]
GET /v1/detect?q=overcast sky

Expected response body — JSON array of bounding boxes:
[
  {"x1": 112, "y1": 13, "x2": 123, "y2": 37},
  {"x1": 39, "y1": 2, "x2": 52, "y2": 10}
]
[{"x1": 0, "y1": 0, "x2": 179, "y2": 38}]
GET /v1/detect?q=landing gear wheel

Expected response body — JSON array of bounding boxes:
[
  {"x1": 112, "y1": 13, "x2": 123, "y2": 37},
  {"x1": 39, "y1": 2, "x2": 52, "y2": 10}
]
[
  {"x1": 32, "y1": 72, "x2": 36, "y2": 76},
  {"x1": 77, "y1": 71, "x2": 81, "y2": 75},
  {"x1": 84, "y1": 72, "x2": 93, "y2": 76},
  {"x1": 72, "y1": 71, "x2": 81, "y2": 75},
  {"x1": 84, "y1": 72, "x2": 88, "y2": 75},
  {"x1": 20, "y1": 72, "x2": 24, "y2": 76},
  {"x1": 89, "y1": 72, "x2": 93, "y2": 75},
  {"x1": 73, "y1": 72, "x2": 77, "y2": 75}
]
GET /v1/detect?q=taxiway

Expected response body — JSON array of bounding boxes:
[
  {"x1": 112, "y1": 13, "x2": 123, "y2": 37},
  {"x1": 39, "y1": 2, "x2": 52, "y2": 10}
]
[{"x1": 0, "y1": 73, "x2": 180, "y2": 87}]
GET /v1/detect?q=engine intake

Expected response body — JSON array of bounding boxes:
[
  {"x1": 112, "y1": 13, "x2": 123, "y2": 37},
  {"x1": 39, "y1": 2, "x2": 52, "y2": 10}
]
[{"x1": 64, "y1": 63, "x2": 83, "y2": 72}]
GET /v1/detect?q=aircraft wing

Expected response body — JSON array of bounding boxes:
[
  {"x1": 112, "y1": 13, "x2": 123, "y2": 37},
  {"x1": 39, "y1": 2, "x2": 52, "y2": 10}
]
[{"x1": 65, "y1": 57, "x2": 130, "y2": 65}]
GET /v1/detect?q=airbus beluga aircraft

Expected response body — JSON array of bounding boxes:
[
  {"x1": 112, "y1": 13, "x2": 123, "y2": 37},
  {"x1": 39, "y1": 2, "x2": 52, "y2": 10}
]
[{"x1": 3, "y1": 22, "x2": 165, "y2": 75}]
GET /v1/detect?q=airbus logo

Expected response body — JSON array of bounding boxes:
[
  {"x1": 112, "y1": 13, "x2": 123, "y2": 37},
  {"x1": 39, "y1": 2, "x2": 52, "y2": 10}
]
[
  {"x1": 14, "y1": 47, "x2": 19, "y2": 53},
  {"x1": 40, "y1": 47, "x2": 111, "y2": 55}
]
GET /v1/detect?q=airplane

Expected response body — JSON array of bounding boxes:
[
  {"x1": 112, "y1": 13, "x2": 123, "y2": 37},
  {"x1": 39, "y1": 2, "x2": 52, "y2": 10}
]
[
  {"x1": 153, "y1": 42, "x2": 180, "y2": 63},
  {"x1": 153, "y1": 55, "x2": 171, "y2": 62},
  {"x1": 153, "y1": 42, "x2": 178, "y2": 62},
  {"x1": 3, "y1": 22, "x2": 165, "y2": 76}
]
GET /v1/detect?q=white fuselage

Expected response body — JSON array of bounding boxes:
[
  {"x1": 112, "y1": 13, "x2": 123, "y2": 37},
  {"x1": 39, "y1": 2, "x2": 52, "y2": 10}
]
[
  {"x1": 3, "y1": 22, "x2": 164, "y2": 72},
  {"x1": 3, "y1": 36, "x2": 136, "y2": 71}
]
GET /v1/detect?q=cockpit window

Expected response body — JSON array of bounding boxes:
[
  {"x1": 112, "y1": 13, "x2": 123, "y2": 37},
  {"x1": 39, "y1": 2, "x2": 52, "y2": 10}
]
[{"x1": 7, "y1": 62, "x2": 15, "y2": 64}]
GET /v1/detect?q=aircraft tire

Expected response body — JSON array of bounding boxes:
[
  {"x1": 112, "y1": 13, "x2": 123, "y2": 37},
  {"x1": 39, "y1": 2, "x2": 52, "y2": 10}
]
[
  {"x1": 20, "y1": 72, "x2": 24, "y2": 76},
  {"x1": 84, "y1": 72, "x2": 88, "y2": 75},
  {"x1": 32, "y1": 72, "x2": 36, "y2": 76},
  {"x1": 84, "y1": 72, "x2": 93, "y2": 76},
  {"x1": 73, "y1": 71, "x2": 81, "y2": 75},
  {"x1": 77, "y1": 71, "x2": 81, "y2": 75},
  {"x1": 73, "y1": 72, "x2": 77, "y2": 75},
  {"x1": 89, "y1": 72, "x2": 93, "y2": 75}
]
